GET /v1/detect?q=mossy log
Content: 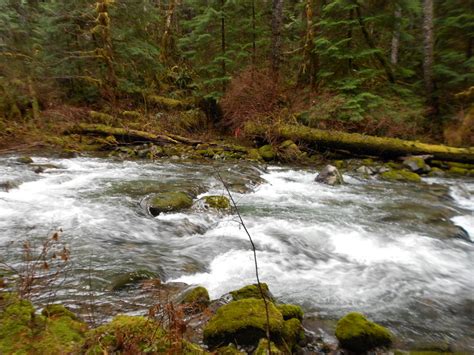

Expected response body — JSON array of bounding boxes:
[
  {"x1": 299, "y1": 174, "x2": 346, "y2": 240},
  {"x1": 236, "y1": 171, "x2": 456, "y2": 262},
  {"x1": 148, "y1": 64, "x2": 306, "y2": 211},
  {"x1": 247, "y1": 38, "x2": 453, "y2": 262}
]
[
  {"x1": 245, "y1": 123, "x2": 474, "y2": 163},
  {"x1": 67, "y1": 123, "x2": 180, "y2": 145}
]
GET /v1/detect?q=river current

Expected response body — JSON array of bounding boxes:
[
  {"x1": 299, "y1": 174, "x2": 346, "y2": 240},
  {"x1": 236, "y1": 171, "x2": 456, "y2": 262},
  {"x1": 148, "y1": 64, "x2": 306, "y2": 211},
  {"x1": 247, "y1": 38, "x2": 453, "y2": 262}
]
[{"x1": 0, "y1": 155, "x2": 473, "y2": 350}]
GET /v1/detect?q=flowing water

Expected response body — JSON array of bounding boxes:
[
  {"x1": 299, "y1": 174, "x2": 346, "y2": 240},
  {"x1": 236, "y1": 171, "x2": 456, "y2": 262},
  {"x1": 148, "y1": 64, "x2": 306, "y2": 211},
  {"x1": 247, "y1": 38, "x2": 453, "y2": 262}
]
[{"x1": 0, "y1": 155, "x2": 473, "y2": 350}]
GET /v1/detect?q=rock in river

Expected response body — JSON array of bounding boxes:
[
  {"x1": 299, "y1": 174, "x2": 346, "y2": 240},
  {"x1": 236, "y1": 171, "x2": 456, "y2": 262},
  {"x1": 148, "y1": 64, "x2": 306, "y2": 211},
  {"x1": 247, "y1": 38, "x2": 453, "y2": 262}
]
[
  {"x1": 146, "y1": 191, "x2": 193, "y2": 216},
  {"x1": 315, "y1": 165, "x2": 344, "y2": 186}
]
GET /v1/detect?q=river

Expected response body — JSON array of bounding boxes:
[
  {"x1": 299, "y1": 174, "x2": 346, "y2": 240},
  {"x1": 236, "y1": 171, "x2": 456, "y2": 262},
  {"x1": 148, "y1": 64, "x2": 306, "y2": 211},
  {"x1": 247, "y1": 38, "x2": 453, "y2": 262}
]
[{"x1": 0, "y1": 155, "x2": 473, "y2": 350}]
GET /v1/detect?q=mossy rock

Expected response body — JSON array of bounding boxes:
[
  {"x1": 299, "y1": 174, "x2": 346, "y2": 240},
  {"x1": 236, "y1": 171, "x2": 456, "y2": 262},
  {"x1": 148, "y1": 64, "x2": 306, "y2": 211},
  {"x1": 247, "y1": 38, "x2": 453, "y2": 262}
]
[
  {"x1": 254, "y1": 338, "x2": 283, "y2": 354},
  {"x1": 203, "y1": 299, "x2": 284, "y2": 348},
  {"x1": 204, "y1": 195, "x2": 231, "y2": 210},
  {"x1": 248, "y1": 148, "x2": 263, "y2": 161},
  {"x1": 230, "y1": 283, "x2": 273, "y2": 301},
  {"x1": 278, "y1": 140, "x2": 303, "y2": 162},
  {"x1": 181, "y1": 286, "x2": 210, "y2": 308},
  {"x1": 17, "y1": 156, "x2": 33, "y2": 164},
  {"x1": 258, "y1": 145, "x2": 276, "y2": 161},
  {"x1": 148, "y1": 191, "x2": 193, "y2": 216},
  {"x1": 403, "y1": 157, "x2": 431, "y2": 174},
  {"x1": 42, "y1": 304, "x2": 78, "y2": 320},
  {"x1": 83, "y1": 315, "x2": 205, "y2": 354},
  {"x1": 428, "y1": 167, "x2": 445, "y2": 177},
  {"x1": 110, "y1": 269, "x2": 158, "y2": 291},
  {"x1": 380, "y1": 169, "x2": 421, "y2": 183},
  {"x1": 0, "y1": 292, "x2": 87, "y2": 354},
  {"x1": 282, "y1": 318, "x2": 305, "y2": 351},
  {"x1": 447, "y1": 167, "x2": 470, "y2": 176},
  {"x1": 335, "y1": 312, "x2": 392, "y2": 353},
  {"x1": 276, "y1": 304, "x2": 304, "y2": 321}
]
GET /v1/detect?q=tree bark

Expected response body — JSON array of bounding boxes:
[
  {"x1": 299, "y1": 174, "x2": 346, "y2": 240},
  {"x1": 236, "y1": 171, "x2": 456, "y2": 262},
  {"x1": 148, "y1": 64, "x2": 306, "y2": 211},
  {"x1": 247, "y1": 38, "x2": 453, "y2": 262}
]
[
  {"x1": 244, "y1": 122, "x2": 474, "y2": 163},
  {"x1": 221, "y1": 0, "x2": 227, "y2": 92},
  {"x1": 422, "y1": 0, "x2": 434, "y2": 98},
  {"x1": 298, "y1": 0, "x2": 318, "y2": 86},
  {"x1": 390, "y1": 6, "x2": 402, "y2": 65},
  {"x1": 271, "y1": 0, "x2": 284, "y2": 76}
]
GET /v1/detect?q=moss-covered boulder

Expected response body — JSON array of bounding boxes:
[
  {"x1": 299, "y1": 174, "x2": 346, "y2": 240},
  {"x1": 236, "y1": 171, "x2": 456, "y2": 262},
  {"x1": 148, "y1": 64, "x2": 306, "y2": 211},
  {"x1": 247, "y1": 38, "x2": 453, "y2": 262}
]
[
  {"x1": 276, "y1": 304, "x2": 304, "y2": 321},
  {"x1": 203, "y1": 299, "x2": 284, "y2": 348},
  {"x1": 216, "y1": 344, "x2": 246, "y2": 354},
  {"x1": 230, "y1": 283, "x2": 273, "y2": 301},
  {"x1": 403, "y1": 157, "x2": 431, "y2": 174},
  {"x1": 248, "y1": 148, "x2": 263, "y2": 161},
  {"x1": 258, "y1": 145, "x2": 276, "y2": 161},
  {"x1": 278, "y1": 140, "x2": 303, "y2": 162},
  {"x1": 335, "y1": 312, "x2": 392, "y2": 353},
  {"x1": 17, "y1": 156, "x2": 33, "y2": 164},
  {"x1": 315, "y1": 164, "x2": 344, "y2": 186},
  {"x1": 0, "y1": 293, "x2": 87, "y2": 354},
  {"x1": 254, "y1": 338, "x2": 283, "y2": 354},
  {"x1": 181, "y1": 286, "x2": 210, "y2": 308},
  {"x1": 42, "y1": 304, "x2": 78, "y2": 320},
  {"x1": 204, "y1": 195, "x2": 231, "y2": 210},
  {"x1": 147, "y1": 191, "x2": 193, "y2": 216},
  {"x1": 110, "y1": 269, "x2": 158, "y2": 291},
  {"x1": 380, "y1": 169, "x2": 421, "y2": 183},
  {"x1": 83, "y1": 315, "x2": 205, "y2": 354},
  {"x1": 282, "y1": 318, "x2": 305, "y2": 351}
]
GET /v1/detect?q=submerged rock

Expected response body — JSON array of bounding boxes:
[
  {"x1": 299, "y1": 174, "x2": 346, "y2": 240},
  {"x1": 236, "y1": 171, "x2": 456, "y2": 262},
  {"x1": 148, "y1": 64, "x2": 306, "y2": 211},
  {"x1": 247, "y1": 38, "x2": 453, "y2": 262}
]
[
  {"x1": 16, "y1": 156, "x2": 33, "y2": 164},
  {"x1": 0, "y1": 180, "x2": 19, "y2": 192},
  {"x1": 110, "y1": 269, "x2": 158, "y2": 291},
  {"x1": 203, "y1": 298, "x2": 284, "y2": 348},
  {"x1": 315, "y1": 165, "x2": 344, "y2": 186},
  {"x1": 335, "y1": 312, "x2": 392, "y2": 353},
  {"x1": 147, "y1": 191, "x2": 193, "y2": 216}
]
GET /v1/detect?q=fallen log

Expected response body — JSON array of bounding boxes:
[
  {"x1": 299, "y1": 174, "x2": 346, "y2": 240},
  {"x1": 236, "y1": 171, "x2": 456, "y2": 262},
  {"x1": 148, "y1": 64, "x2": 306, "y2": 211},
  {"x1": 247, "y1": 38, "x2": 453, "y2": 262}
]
[
  {"x1": 66, "y1": 123, "x2": 180, "y2": 145},
  {"x1": 244, "y1": 122, "x2": 474, "y2": 163}
]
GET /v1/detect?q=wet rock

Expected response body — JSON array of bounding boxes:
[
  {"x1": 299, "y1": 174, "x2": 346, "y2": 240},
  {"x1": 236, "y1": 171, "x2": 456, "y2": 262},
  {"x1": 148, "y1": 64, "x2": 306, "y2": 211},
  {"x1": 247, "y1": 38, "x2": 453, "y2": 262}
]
[
  {"x1": 180, "y1": 286, "x2": 210, "y2": 309},
  {"x1": 356, "y1": 165, "x2": 376, "y2": 176},
  {"x1": 203, "y1": 298, "x2": 284, "y2": 348},
  {"x1": 277, "y1": 304, "x2": 304, "y2": 321},
  {"x1": 110, "y1": 269, "x2": 158, "y2": 291},
  {"x1": 0, "y1": 181, "x2": 19, "y2": 192},
  {"x1": 204, "y1": 195, "x2": 231, "y2": 210},
  {"x1": 16, "y1": 156, "x2": 33, "y2": 164},
  {"x1": 380, "y1": 169, "x2": 421, "y2": 183},
  {"x1": 403, "y1": 156, "x2": 431, "y2": 174},
  {"x1": 147, "y1": 191, "x2": 193, "y2": 216},
  {"x1": 335, "y1": 312, "x2": 392, "y2": 353},
  {"x1": 230, "y1": 283, "x2": 273, "y2": 301},
  {"x1": 315, "y1": 165, "x2": 344, "y2": 186},
  {"x1": 258, "y1": 145, "x2": 276, "y2": 161}
]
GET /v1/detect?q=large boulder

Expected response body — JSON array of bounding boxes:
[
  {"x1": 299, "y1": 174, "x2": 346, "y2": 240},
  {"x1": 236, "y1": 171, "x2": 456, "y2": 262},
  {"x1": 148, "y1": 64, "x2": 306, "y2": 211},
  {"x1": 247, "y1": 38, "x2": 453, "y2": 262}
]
[
  {"x1": 315, "y1": 165, "x2": 344, "y2": 186},
  {"x1": 203, "y1": 299, "x2": 284, "y2": 348},
  {"x1": 335, "y1": 312, "x2": 392, "y2": 353},
  {"x1": 230, "y1": 283, "x2": 273, "y2": 301},
  {"x1": 147, "y1": 191, "x2": 193, "y2": 216}
]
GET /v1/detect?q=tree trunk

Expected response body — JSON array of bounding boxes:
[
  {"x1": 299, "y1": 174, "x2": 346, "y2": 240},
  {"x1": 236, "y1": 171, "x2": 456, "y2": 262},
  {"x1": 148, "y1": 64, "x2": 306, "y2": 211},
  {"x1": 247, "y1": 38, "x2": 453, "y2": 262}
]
[
  {"x1": 251, "y1": 0, "x2": 256, "y2": 67},
  {"x1": 298, "y1": 0, "x2": 318, "y2": 86},
  {"x1": 160, "y1": 0, "x2": 178, "y2": 64},
  {"x1": 221, "y1": 0, "x2": 226, "y2": 92},
  {"x1": 422, "y1": 0, "x2": 434, "y2": 98},
  {"x1": 355, "y1": 5, "x2": 395, "y2": 83},
  {"x1": 271, "y1": 0, "x2": 284, "y2": 76},
  {"x1": 244, "y1": 122, "x2": 474, "y2": 163},
  {"x1": 390, "y1": 6, "x2": 402, "y2": 65}
]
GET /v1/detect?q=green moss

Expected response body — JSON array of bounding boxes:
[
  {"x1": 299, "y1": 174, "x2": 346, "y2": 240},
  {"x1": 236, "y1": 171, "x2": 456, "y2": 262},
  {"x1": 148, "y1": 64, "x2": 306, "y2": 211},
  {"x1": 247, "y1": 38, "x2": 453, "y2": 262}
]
[
  {"x1": 248, "y1": 148, "x2": 263, "y2": 161},
  {"x1": 17, "y1": 156, "x2": 33, "y2": 164},
  {"x1": 89, "y1": 111, "x2": 115, "y2": 124},
  {"x1": 254, "y1": 338, "x2": 283, "y2": 354},
  {"x1": 121, "y1": 110, "x2": 142, "y2": 119},
  {"x1": 230, "y1": 283, "x2": 272, "y2": 301},
  {"x1": 278, "y1": 140, "x2": 303, "y2": 162},
  {"x1": 362, "y1": 158, "x2": 375, "y2": 166},
  {"x1": 258, "y1": 145, "x2": 276, "y2": 161},
  {"x1": 387, "y1": 161, "x2": 404, "y2": 169},
  {"x1": 335, "y1": 312, "x2": 392, "y2": 353},
  {"x1": 148, "y1": 95, "x2": 188, "y2": 110},
  {"x1": 428, "y1": 167, "x2": 445, "y2": 177},
  {"x1": 282, "y1": 318, "x2": 305, "y2": 351},
  {"x1": 380, "y1": 169, "x2": 421, "y2": 182},
  {"x1": 276, "y1": 304, "x2": 304, "y2": 321},
  {"x1": 448, "y1": 167, "x2": 469, "y2": 175},
  {"x1": 148, "y1": 191, "x2": 193, "y2": 215},
  {"x1": 181, "y1": 286, "x2": 210, "y2": 307},
  {"x1": 42, "y1": 304, "x2": 78, "y2": 320},
  {"x1": 0, "y1": 293, "x2": 86, "y2": 354},
  {"x1": 203, "y1": 299, "x2": 284, "y2": 348},
  {"x1": 205, "y1": 195, "x2": 231, "y2": 210},
  {"x1": 110, "y1": 269, "x2": 158, "y2": 291}
]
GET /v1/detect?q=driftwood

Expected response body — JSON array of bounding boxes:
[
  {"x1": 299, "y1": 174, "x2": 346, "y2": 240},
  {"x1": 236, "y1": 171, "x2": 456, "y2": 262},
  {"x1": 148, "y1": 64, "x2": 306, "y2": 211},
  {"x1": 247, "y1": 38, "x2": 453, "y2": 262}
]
[
  {"x1": 67, "y1": 123, "x2": 197, "y2": 145},
  {"x1": 245, "y1": 122, "x2": 474, "y2": 163}
]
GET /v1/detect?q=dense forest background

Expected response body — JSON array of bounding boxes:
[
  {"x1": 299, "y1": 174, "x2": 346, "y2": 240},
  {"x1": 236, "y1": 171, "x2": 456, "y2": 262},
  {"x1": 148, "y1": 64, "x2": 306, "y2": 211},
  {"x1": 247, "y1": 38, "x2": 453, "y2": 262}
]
[{"x1": 0, "y1": 0, "x2": 473, "y2": 146}]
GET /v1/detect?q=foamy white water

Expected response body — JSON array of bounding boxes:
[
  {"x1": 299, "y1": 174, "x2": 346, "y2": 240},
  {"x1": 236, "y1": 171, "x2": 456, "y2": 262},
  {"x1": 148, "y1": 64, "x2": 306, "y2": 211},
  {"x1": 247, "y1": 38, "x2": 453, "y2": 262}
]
[{"x1": 1, "y1": 156, "x2": 473, "y2": 349}]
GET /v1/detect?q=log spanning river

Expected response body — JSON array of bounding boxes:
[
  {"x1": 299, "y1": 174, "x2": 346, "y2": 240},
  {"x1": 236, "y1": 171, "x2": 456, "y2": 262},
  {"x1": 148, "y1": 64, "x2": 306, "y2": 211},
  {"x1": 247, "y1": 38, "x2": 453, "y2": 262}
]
[{"x1": 0, "y1": 155, "x2": 473, "y2": 350}]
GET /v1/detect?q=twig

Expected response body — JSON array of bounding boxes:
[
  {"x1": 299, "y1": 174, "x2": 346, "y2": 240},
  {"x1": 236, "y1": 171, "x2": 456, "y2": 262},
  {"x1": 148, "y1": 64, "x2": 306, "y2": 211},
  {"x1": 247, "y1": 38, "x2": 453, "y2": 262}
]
[{"x1": 215, "y1": 168, "x2": 272, "y2": 355}]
